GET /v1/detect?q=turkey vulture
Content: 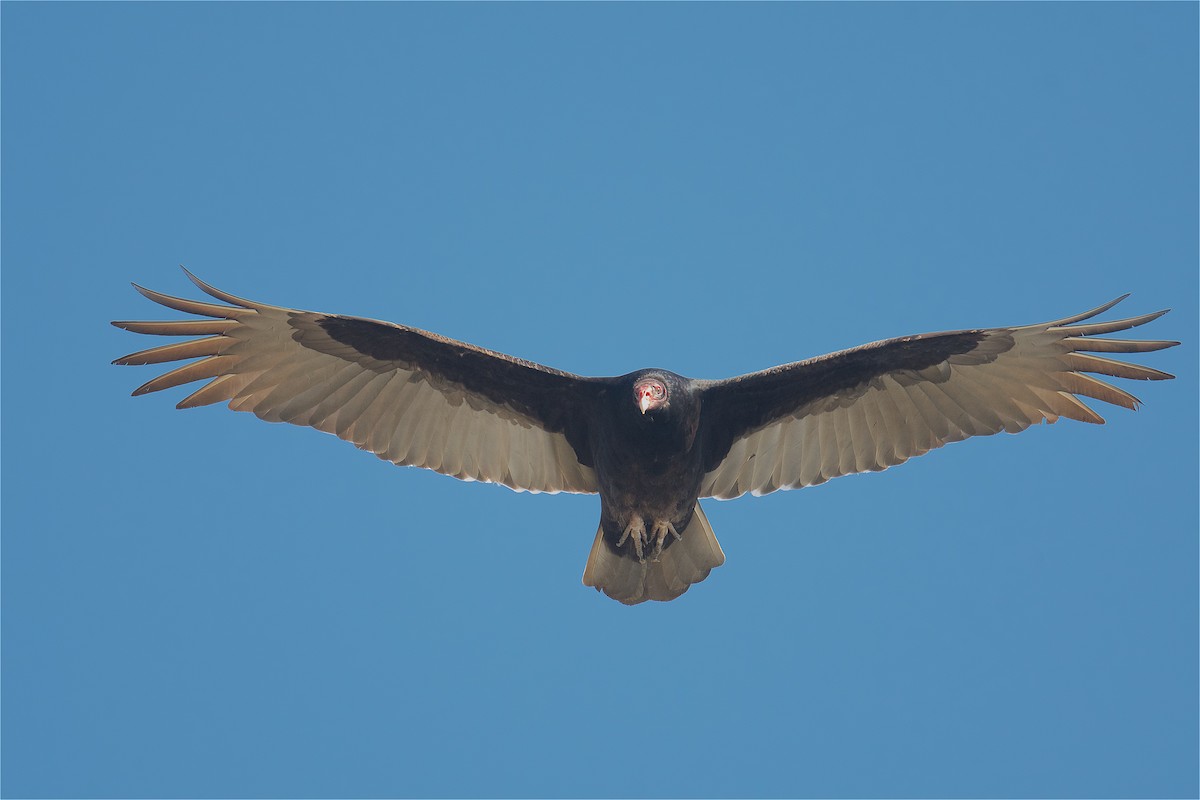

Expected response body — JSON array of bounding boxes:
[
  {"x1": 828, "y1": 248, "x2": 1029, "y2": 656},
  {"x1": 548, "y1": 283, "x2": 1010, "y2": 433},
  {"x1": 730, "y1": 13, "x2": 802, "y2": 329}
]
[{"x1": 113, "y1": 270, "x2": 1177, "y2": 604}]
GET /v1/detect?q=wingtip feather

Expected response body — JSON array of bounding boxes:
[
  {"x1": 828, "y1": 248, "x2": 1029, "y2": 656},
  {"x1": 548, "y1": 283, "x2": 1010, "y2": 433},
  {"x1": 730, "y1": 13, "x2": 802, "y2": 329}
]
[
  {"x1": 1060, "y1": 309, "x2": 1171, "y2": 337},
  {"x1": 129, "y1": 283, "x2": 247, "y2": 318},
  {"x1": 1043, "y1": 295, "x2": 1130, "y2": 327},
  {"x1": 179, "y1": 266, "x2": 266, "y2": 309}
]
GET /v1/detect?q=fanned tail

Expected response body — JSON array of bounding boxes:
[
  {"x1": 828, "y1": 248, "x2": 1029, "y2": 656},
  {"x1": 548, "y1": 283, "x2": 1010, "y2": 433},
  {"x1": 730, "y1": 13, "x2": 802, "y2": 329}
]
[{"x1": 582, "y1": 504, "x2": 726, "y2": 605}]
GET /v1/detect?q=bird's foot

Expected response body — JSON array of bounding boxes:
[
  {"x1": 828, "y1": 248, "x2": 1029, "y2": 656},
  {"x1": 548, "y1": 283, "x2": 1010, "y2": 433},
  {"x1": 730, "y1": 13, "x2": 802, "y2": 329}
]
[
  {"x1": 617, "y1": 517, "x2": 647, "y2": 561},
  {"x1": 649, "y1": 521, "x2": 681, "y2": 562}
]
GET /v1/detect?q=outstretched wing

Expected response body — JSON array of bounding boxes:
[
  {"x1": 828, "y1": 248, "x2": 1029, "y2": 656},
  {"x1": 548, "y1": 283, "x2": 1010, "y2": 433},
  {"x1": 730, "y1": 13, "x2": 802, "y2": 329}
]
[
  {"x1": 113, "y1": 270, "x2": 600, "y2": 494},
  {"x1": 698, "y1": 297, "x2": 1177, "y2": 500}
]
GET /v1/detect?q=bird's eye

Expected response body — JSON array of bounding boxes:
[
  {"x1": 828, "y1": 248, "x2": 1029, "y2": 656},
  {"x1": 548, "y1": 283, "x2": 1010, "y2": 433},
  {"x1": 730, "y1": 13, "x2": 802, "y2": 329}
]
[{"x1": 652, "y1": 384, "x2": 665, "y2": 398}]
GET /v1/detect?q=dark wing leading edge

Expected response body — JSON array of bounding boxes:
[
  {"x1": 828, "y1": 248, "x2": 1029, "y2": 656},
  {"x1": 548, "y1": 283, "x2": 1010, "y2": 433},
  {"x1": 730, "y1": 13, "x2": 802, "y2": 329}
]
[
  {"x1": 113, "y1": 270, "x2": 601, "y2": 494},
  {"x1": 698, "y1": 297, "x2": 1177, "y2": 500}
]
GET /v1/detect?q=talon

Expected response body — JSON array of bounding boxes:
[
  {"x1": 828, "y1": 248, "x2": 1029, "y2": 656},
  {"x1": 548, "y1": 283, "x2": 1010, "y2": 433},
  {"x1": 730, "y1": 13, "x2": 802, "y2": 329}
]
[
  {"x1": 619, "y1": 518, "x2": 646, "y2": 561},
  {"x1": 650, "y1": 521, "x2": 675, "y2": 562}
]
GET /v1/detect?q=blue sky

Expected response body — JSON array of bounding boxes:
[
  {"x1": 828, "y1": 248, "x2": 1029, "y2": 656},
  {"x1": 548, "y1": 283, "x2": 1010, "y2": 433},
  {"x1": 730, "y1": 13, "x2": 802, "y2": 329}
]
[{"x1": 3, "y1": 4, "x2": 1196, "y2": 798}]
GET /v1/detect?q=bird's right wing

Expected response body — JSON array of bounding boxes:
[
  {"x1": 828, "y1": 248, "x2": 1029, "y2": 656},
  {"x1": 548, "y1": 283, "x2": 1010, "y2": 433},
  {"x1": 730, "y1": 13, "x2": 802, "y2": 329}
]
[
  {"x1": 114, "y1": 270, "x2": 600, "y2": 494},
  {"x1": 697, "y1": 297, "x2": 1177, "y2": 500}
]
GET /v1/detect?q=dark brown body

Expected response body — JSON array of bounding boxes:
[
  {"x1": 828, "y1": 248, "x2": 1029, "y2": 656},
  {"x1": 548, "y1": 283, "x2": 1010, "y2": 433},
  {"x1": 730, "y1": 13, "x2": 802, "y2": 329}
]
[{"x1": 590, "y1": 370, "x2": 707, "y2": 563}]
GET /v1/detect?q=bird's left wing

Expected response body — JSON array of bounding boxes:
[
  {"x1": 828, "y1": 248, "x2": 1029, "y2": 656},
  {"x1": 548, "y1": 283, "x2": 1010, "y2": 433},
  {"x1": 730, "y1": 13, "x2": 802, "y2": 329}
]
[
  {"x1": 697, "y1": 297, "x2": 1177, "y2": 500},
  {"x1": 114, "y1": 270, "x2": 600, "y2": 494}
]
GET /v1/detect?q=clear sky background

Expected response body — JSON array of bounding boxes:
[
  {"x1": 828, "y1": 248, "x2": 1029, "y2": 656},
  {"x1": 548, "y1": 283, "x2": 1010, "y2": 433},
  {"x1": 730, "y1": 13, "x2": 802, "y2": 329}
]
[{"x1": 3, "y1": 4, "x2": 1196, "y2": 798}]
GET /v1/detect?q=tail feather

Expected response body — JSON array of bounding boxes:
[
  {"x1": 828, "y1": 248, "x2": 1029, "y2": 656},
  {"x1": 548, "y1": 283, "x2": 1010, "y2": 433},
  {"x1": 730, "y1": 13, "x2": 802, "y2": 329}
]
[{"x1": 582, "y1": 504, "x2": 726, "y2": 605}]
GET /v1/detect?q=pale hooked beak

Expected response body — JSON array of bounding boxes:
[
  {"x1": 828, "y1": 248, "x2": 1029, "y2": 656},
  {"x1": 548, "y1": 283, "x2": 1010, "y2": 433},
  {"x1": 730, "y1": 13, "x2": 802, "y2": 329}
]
[{"x1": 639, "y1": 393, "x2": 653, "y2": 414}]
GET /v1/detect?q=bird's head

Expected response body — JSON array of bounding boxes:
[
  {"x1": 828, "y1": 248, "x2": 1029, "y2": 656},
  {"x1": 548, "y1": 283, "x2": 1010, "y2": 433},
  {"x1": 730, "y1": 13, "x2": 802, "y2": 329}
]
[{"x1": 633, "y1": 375, "x2": 669, "y2": 415}]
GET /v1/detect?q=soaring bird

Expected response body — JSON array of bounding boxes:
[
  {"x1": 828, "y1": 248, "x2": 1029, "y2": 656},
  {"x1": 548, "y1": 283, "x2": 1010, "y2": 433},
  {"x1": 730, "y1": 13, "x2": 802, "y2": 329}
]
[{"x1": 114, "y1": 271, "x2": 1177, "y2": 604}]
